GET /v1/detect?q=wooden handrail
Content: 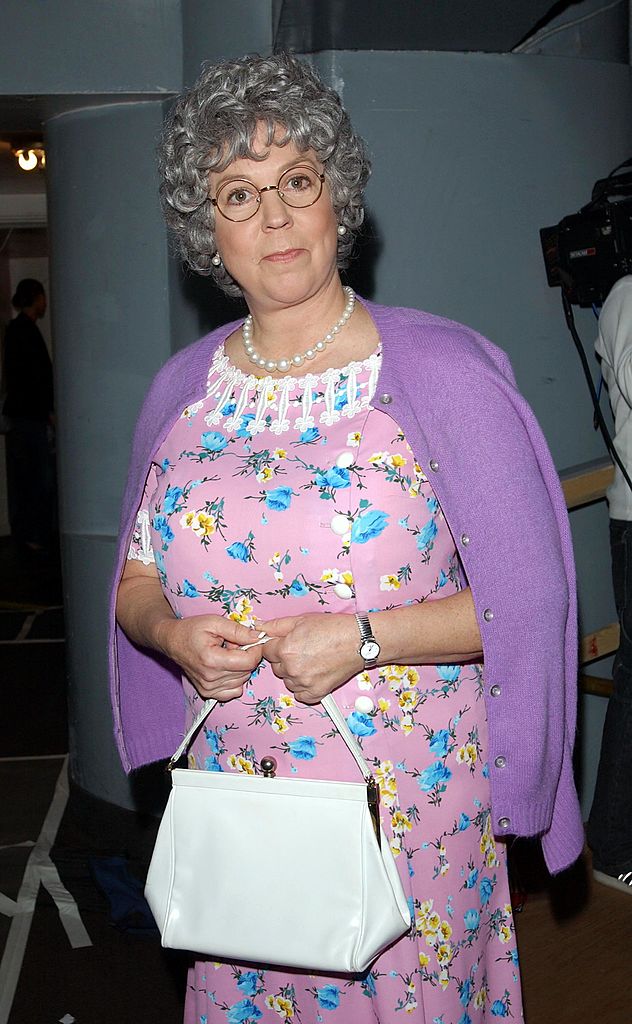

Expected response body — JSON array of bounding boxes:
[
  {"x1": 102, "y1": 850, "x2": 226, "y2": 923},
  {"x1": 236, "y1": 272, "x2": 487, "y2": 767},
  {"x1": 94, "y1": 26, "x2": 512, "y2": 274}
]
[
  {"x1": 580, "y1": 674, "x2": 614, "y2": 698},
  {"x1": 559, "y1": 456, "x2": 614, "y2": 511},
  {"x1": 580, "y1": 622, "x2": 619, "y2": 665}
]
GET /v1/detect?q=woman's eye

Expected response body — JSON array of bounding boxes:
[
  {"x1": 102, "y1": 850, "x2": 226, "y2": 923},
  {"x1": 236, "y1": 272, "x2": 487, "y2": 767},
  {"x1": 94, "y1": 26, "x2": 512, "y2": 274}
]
[
  {"x1": 285, "y1": 174, "x2": 312, "y2": 192},
  {"x1": 226, "y1": 186, "x2": 255, "y2": 206}
]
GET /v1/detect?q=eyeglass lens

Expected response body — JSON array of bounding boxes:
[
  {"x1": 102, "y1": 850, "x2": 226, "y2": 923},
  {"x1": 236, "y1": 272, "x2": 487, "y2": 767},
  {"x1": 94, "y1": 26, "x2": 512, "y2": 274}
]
[{"x1": 215, "y1": 165, "x2": 323, "y2": 221}]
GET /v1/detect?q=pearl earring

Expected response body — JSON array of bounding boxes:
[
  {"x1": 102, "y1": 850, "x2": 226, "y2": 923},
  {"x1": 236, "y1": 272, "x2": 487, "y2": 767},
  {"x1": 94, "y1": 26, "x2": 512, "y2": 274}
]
[
  {"x1": 337, "y1": 224, "x2": 347, "y2": 236},
  {"x1": 211, "y1": 253, "x2": 222, "y2": 267}
]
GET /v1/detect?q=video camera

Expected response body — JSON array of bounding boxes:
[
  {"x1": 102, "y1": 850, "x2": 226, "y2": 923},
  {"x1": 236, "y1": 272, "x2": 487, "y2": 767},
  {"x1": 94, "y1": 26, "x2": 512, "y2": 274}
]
[{"x1": 540, "y1": 162, "x2": 632, "y2": 308}]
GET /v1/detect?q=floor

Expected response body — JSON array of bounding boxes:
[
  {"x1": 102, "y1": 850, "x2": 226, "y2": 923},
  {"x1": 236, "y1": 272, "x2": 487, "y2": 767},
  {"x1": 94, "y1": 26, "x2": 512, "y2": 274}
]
[{"x1": 0, "y1": 535, "x2": 630, "y2": 1024}]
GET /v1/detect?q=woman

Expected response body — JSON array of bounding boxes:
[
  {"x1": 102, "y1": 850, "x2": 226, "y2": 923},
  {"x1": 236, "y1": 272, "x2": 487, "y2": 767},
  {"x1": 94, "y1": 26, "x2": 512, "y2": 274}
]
[
  {"x1": 2, "y1": 278, "x2": 55, "y2": 550},
  {"x1": 110, "y1": 53, "x2": 583, "y2": 1022}
]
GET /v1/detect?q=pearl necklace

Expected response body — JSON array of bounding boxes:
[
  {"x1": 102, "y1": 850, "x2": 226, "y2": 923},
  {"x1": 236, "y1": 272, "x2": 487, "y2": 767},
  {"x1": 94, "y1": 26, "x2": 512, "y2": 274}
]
[{"x1": 242, "y1": 287, "x2": 356, "y2": 374}]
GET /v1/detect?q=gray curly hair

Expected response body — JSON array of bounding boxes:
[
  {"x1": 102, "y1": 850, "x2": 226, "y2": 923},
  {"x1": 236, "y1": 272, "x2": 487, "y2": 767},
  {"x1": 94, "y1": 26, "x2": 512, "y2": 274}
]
[{"x1": 158, "y1": 52, "x2": 371, "y2": 297}]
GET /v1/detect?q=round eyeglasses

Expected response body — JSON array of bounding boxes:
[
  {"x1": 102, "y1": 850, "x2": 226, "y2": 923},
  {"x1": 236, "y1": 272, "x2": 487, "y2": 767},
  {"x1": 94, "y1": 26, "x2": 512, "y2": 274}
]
[{"x1": 211, "y1": 163, "x2": 325, "y2": 222}]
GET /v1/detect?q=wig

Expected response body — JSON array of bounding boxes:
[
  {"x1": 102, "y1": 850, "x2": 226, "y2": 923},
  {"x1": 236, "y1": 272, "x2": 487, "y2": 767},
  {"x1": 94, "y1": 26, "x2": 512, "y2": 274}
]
[{"x1": 159, "y1": 52, "x2": 371, "y2": 297}]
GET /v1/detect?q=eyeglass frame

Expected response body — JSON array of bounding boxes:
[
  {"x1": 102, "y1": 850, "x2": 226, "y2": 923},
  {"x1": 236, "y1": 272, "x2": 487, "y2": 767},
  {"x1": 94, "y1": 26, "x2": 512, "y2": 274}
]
[{"x1": 210, "y1": 163, "x2": 326, "y2": 222}]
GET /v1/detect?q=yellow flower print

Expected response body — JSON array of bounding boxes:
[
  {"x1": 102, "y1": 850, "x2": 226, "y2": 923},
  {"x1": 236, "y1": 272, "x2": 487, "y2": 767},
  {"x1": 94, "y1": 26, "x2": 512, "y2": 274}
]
[
  {"x1": 438, "y1": 971, "x2": 450, "y2": 991},
  {"x1": 273, "y1": 448, "x2": 287, "y2": 460},
  {"x1": 271, "y1": 716, "x2": 289, "y2": 734},
  {"x1": 380, "y1": 573, "x2": 401, "y2": 591},
  {"x1": 227, "y1": 755, "x2": 255, "y2": 774},
  {"x1": 439, "y1": 861, "x2": 450, "y2": 877},
  {"x1": 456, "y1": 743, "x2": 477, "y2": 765},
  {"x1": 425, "y1": 911, "x2": 441, "y2": 934},
  {"x1": 504, "y1": 902, "x2": 512, "y2": 916},
  {"x1": 398, "y1": 689, "x2": 417, "y2": 710},
  {"x1": 389, "y1": 835, "x2": 402, "y2": 857},
  {"x1": 390, "y1": 452, "x2": 407, "y2": 468},
  {"x1": 486, "y1": 848, "x2": 499, "y2": 868},
  {"x1": 414, "y1": 461, "x2": 428, "y2": 481},
  {"x1": 356, "y1": 670, "x2": 373, "y2": 691},
  {"x1": 191, "y1": 512, "x2": 215, "y2": 538},
  {"x1": 499, "y1": 924, "x2": 512, "y2": 944},
  {"x1": 265, "y1": 995, "x2": 294, "y2": 1019},
  {"x1": 405, "y1": 667, "x2": 419, "y2": 686},
  {"x1": 340, "y1": 570, "x2": 354, "y2": 587},
  {"x1": 375, "y1": 759, "x2": 394, "y2": 781},
  {"x1": 229, "y1": 595, "x2": 254, "y2": 625},
  {"x1": 279, "y1": 694, "x2": 294, "y2": 707},
  {"x1": 419, "y1": 951, "x2": 430, "y2": 967},
  {"x1": 474, "y1": 987, "x2": 488, "y2": 1009},
  {"x1": 180, "y1": 511, "x2": 195, "y2": 529},
  {"x1": 256, "y1": 466, "x2": 273, "y2": 483},
  {"x1": 436, "y1": 942, "x2": 453, "y2": 966},
  {"x1": 378, "y1": 697, "x2": 391, "y2": 712},
  {"x1": 408, "y1": 482, "x2": 420, "y2": 498},
  {"x1": 368, "y1": 451, "x2": 389, "y2": 465},
  {"x1": 401, "y1": 714, "x2": 414, "y2": 735},
  {"x1": 321, "y1": 568, "x2": 336, "y2": 583},
  {"x1": 381, "y1": 777, "x2": 398, "y2": 808},
  {"x1": 391, "y1": 809, "x2": 413, "y2": 834},
  {"x1": 439, "y1": 920, "x2": 452, "y2": 941},
  {"x1": 347, "y1": 431, "x2": 362, "y2": 446}
]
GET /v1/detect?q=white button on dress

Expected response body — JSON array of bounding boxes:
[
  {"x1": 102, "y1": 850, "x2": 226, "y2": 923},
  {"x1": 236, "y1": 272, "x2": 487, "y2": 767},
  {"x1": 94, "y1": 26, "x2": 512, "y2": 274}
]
[
  {"x1": 355, "y1": 696, "x2": 375, "y2": 714},
  {"x1": 333, "y1": 582, "x2": 353, "y2": 600},
  {"x1": 330, "y1": 514, "x2": 351, "y2": 536},
  {"x1": 336, "y1": 451, "x2": 355, "y2": 469}
]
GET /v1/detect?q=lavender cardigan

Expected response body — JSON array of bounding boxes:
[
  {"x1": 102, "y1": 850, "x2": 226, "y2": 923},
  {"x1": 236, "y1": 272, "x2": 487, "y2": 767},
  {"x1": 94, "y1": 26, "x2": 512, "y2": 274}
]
[{"x1": 109, "y1": 298, "x2": 584, "y2": 874}]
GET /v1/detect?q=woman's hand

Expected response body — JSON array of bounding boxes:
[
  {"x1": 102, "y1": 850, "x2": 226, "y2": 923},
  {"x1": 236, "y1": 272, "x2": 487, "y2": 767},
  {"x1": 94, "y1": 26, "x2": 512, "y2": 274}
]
[
  {"x1": 261, "y1": 613, "x2": 360, "y2": 704},
  {"x1": 157, "y1": 615, "x2": 264, "y2": 702}
]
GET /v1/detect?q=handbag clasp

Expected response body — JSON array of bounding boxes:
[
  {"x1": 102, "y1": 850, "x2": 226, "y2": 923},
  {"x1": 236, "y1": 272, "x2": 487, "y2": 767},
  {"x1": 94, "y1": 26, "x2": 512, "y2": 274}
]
[{"x1": 366, "y1": 776, "x2": 381, "y2": 848}]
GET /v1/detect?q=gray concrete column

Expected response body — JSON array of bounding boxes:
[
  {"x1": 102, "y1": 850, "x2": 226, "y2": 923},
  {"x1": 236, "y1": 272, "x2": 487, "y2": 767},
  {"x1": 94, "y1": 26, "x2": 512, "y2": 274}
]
[{"x1": 46, "y1": 101, "x2": 173, "y2": 809}]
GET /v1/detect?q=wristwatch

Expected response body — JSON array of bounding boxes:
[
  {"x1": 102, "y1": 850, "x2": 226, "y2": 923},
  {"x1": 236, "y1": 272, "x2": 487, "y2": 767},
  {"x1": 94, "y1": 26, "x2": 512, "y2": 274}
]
[{"x1": 355, "y1": 613, "x2": 381, "y2": 669}]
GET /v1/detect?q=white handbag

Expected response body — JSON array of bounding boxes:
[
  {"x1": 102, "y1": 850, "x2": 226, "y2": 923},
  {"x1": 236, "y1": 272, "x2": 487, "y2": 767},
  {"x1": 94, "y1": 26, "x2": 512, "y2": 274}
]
[{"x1": 145, "y1": 692, "x2": 412, "y2": 973}]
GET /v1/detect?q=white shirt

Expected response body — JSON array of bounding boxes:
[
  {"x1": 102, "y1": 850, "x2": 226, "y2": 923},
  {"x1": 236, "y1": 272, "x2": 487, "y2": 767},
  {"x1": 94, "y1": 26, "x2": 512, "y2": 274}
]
[{"x1": 596, "y1": 274, "x2": 632, "y2": 520}]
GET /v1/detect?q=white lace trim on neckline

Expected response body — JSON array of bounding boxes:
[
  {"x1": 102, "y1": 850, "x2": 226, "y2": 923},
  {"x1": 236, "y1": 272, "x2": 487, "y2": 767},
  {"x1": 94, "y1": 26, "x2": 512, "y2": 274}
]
[{"x1": 201, "y1": 343, "x2": 382, "y2": 435}]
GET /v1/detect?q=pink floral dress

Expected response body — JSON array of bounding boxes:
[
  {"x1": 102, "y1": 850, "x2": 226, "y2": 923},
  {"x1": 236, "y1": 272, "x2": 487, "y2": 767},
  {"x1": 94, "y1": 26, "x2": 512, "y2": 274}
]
[{"x1": 129, "y1": 343, "x2": 524, "y2": 1024}]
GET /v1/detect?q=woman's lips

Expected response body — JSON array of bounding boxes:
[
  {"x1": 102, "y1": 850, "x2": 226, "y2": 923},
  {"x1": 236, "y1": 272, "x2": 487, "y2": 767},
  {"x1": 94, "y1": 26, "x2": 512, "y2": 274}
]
[{"x1": 263, "y1": 248, "x2": 303, "y2": 263}]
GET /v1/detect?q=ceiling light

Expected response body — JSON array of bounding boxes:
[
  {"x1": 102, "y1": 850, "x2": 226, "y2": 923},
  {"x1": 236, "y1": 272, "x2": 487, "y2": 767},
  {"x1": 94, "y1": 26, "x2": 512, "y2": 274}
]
[{"x1": 15, "y1": 146, "x2": 45, "y2": 172}]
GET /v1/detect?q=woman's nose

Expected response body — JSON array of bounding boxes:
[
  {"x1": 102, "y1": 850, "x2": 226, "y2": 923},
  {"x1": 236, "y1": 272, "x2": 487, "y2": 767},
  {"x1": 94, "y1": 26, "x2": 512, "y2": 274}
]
[{"x1": 259, "y1": 189, "x2": 293, "y2": 229}]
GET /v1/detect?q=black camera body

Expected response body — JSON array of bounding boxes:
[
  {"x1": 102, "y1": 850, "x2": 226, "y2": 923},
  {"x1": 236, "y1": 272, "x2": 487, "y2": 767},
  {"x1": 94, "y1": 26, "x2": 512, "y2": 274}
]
[{"x1": 540, "y1": 170, "x2": 632, "y2": 308}]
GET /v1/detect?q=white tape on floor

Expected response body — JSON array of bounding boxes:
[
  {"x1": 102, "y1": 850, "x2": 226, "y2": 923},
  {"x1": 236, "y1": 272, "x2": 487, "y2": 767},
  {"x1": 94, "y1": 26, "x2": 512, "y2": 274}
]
[{"x1": 0, "y1": 757, "x2": 93, "y2": 1024}]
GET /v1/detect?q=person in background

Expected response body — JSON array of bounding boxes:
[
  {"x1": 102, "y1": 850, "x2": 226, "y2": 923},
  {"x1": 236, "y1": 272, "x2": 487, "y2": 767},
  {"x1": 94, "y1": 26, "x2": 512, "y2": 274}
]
[
  {"x1": 588, "y1": 273, "x2": 632, "y2": 894},
  {"x1": 110, "y1": 53, "x2": 583, "y2": 1024},
  {"x1": 2, "y1": 278, "x2": 55, "y2": 552}
]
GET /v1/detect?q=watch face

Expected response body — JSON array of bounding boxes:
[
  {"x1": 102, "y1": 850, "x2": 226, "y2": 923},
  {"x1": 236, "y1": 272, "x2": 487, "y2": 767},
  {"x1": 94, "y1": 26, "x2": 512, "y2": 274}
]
[{"x1": 360, "y1": 639, "x2": 380, "y2": 661}]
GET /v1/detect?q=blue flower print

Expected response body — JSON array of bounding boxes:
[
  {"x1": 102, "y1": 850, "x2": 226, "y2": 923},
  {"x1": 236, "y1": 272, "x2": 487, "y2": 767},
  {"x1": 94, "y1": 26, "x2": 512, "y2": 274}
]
[
  {"x1": 236, "y1": 413, "x2": 256, "y2": 438},
  {"x1": 460, "y1": 979, "x2": 472, "y2": 1007},
  {"x1": 426, "y1": 496, "x2": 439, "y2": 515},
  {"x1": 204, "y1": 756, "x2": 222, "y2": 772},
  {"x1": 464, "y1": 908, "x2": 480, "y2": 931},
  {"x1": 458, "y1": 1014, "x2": 473, "y2": 1024},
  {"x1": 334, "y1": 387, "x2": 348, "y2": 411},
  {"x1": 200, "y1": 430, "x2": 228, "y2": 452},
  {"x1": 437, "y1": 665, "x2": 460, "y2": 683},
  {"x1": 464, "y1": 867, "x2": 479, "y2": 889},
  {"x1": 458, "y1": 812, "x2": 471, "y2": 831},
  {"x1": 315, "y1": 466, "x2": 351, "y2": 489},
  {"x1": 491, "y1": 999, "x2": 509, "y2": 1017},
  {"x1": 479, "y1": 876, "x2": 494, "y2": 905},
  {"x1": 155, "y1": 550, "x2": 166, "y2": 574},
  {"x1": 163, "y1": 485, "x2": 183, "y2": 514},
  {"x1": 429, "y1": 729, "x2": 450, "y2": 756},
  {"x1": 182, "y1": 578, "x2": 200, "y2": 598},
  {"x1": 205, "y1": 729, "x2": 221, "y2": 755},
  {"x1": 316, "y1": 985, "x2": 340, "y2": 1010},
  {"x1": 160, "y1": 457, "x2": 170, "y2": 471},
  {"x1": 289, "y1": 578, "x2": 309, "y2": 597},
  {"x1": 418, "y1": 760, "x2": 452, "y2": 792},
  {"x1": 203, "y1": 570, "x2": 218, "y2": 584},
  {"x1": 226, "y1": 999, "x2": 262, "y2": 1023},
  {"x1": 288, "y1": 736, "x2": 317, "y2": 760},
  {"x1": 236, "y1": 971, "x2": 259, "y2": 997},
  {"x1": 299, "y1": 427, "x2": 320, "y2": 443},
  {"x1": 509, "y1": 948, "x2": 519, "y2": 965},
  {"x1": 265, "y1": 486, "x2": 293, "y2": 511},
  {"x1": 221, "y1": 400, "x2": 237, "y2": 416},
  {"x1": 226, "y1": 541, "x2": 250, "y2": 562},
  {"x1": 347, "y1": 711, "x2": 377, "y2": 737},
  {"x1": 438, "y1": 569, "x2": 448, "y2": 588},
  {"x1": 350, "y1": 509, "x2": 390, "y2": 545},
  {"x1": 416, "y1": 518, "x2": 438, "y2": 552},
  {"x1": 152, "y1": 513, "x2": 174, "y2": 546},
  {"x1": 361, "y1": 972, "x2": 377, "y2": 998}
]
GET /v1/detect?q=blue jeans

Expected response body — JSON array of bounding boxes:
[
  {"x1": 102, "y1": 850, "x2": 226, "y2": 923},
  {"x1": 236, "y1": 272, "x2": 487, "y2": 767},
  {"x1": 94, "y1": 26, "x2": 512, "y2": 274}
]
[{"x1": 587, "y1": 518, "x2": 632, "y2": 873}]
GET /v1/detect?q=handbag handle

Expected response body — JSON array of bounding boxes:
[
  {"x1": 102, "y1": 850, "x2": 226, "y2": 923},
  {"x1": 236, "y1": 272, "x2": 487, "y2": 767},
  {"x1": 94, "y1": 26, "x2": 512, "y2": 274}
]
[{"x1": 168, "y1": 691, "x2": 374, "y2": 782}]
